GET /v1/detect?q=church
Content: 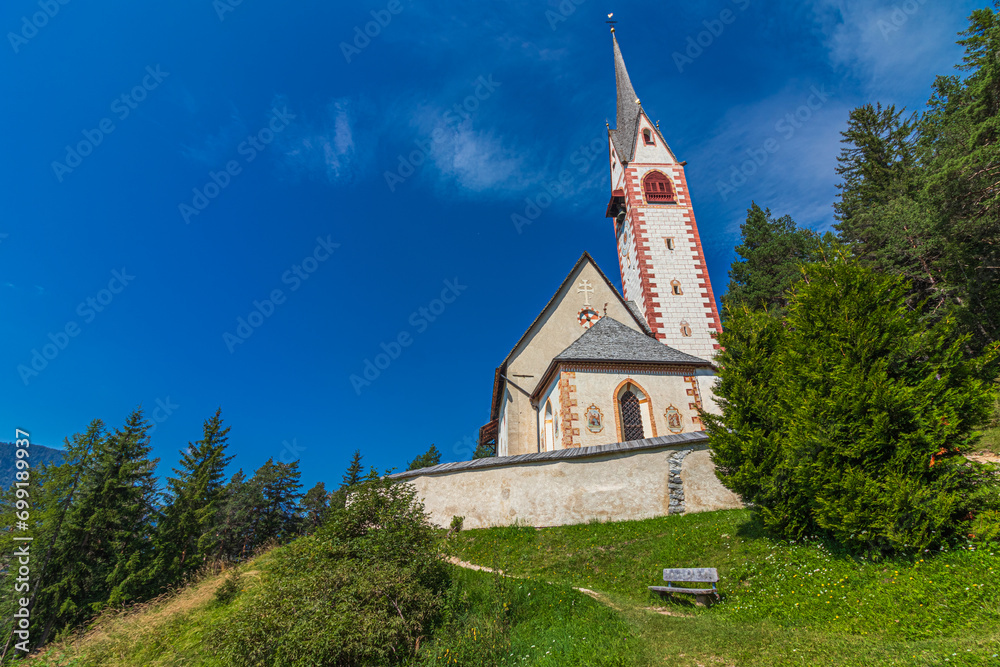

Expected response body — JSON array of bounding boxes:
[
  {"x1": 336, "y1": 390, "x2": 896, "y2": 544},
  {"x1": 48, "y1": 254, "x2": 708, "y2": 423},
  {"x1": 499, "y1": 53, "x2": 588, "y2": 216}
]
[
  {"x1": 478, "y1": 30, "x2": 724, "y2": 458},
  {"x1": 391, "y1": 31, "x2": 741, "y2": 529}
]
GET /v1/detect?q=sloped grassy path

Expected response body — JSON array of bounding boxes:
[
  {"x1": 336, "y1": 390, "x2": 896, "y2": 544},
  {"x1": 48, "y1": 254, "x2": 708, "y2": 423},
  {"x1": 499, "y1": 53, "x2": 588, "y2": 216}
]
[{"x1": 443, "y1": 509, "x2": 1000, "y2": 666}]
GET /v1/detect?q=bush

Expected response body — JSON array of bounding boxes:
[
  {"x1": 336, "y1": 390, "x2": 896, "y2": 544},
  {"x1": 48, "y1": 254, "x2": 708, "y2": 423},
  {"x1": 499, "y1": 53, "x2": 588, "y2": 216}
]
[
  {"x1": 213, "y1": 570, "x2": 242, "y2": 605},
  {"x1": 210, "y1": 476, "x2": 447, "y2": 665},
  {"x1": 706, "y1": 258, "x2": 1000, "y2": 554}
]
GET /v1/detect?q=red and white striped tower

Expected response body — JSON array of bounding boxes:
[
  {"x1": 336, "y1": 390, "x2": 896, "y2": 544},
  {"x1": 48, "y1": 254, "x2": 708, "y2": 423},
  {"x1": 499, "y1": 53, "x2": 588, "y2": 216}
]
[{"x1": 605, "y1": 30, "x2": 722, "y2": 361}]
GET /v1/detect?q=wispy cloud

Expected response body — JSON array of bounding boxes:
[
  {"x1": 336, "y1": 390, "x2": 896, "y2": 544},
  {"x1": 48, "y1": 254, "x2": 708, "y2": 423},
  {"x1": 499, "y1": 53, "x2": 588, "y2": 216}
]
[
  {"x1": 806, "y1": 0, "x2": 974, "y2": 99},
  {"x1": 273, "y1": 98, "x2": 356, "y2": 184},
  {"x1": 691, "y1": 81, "x2": 852, "y2": 244}
]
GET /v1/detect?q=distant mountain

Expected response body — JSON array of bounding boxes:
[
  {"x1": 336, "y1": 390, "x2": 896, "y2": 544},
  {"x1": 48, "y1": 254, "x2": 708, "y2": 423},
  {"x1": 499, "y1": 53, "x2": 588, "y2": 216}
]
[{"x1": 0, "y1": 442, "x2": 65, "y2": 488}]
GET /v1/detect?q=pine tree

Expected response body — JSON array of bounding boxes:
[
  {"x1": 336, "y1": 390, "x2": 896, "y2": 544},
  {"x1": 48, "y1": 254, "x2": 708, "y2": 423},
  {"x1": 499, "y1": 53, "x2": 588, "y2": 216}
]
[
  {"x1": 31, "y1": 409, "x2": 159, "y2": 635},
  {"x1": 255, "y1": 459, "x2": 303, "y2": 544},
  {"x1": 407, "y1": 444, "x2": 442, "y2": 470},
  {"x1": 153, "y1": 408, "x2": 234, "y2": 588},
  {"x1": 300, "y1": 482, "x2": 330, "y2": 533},
  {"x1": 213, "y1": 470, "x2": 260, "y2": 561},
  {"x1": 340, "y1": 450, "x2": 364, "y2": 489},
  {"x1": 724, "y1": 202, "x2": 823, "y2": 313}
]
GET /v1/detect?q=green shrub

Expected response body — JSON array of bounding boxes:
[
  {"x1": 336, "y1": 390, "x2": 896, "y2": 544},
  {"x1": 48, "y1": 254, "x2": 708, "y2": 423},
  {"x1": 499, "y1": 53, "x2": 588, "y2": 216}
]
[
  {"x1": 706, "y1": 258, "x2": 1000, "y2": 554},
  {"x1": 213, "y1": 570, "x2": 243, "y2": 605},
  {"x1": 450, "y1": 515, "x2": 464, "y2": 533},
  {"x1": 210, "y1": 476, "x2": 447, "y2": 665}
]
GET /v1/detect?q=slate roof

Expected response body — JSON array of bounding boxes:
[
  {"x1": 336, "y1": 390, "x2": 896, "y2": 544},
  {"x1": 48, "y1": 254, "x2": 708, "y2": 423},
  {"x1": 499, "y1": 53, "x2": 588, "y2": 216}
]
[
  {"x1": 387, "y1": 431, "x2": 709, "y2": 480},
  {"x1": 608, "y1": 32, "x2": 679, "y2": 164},
  {"x1": 610, "y1": 33, "x2": 641, "y2": 163},
  {"x1": 554, "y1": 316, "x2": 708, "y2": 365}
]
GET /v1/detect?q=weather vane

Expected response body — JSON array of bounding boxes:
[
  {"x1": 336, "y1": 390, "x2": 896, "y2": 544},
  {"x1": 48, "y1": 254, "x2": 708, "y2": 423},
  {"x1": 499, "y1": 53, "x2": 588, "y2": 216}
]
[{"x1": 606, "y1": 12, "x2": 617, "y2": 32}]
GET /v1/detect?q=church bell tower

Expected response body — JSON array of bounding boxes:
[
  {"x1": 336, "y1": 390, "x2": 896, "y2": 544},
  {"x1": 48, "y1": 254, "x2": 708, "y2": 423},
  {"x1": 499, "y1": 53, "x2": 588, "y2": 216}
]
[{"x1": 606, "y1": 30, "x2": 722, "y2": 361}]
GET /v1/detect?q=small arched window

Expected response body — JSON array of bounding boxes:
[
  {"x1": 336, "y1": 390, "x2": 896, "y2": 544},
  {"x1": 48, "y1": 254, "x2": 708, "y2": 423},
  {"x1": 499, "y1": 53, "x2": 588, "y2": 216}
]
[
  {"x1": 544, "y1": 401, "x2": 554, "y2": 452},
  {"x1": 665, "y1": 237, "x2": 675, "y2": 251},
  {"x1": 671, "y1": 280, "x2": 683, "y2": 296},
  {"x1": 642, "y1": 129, "x2": 654, "y2": 145},
  {"x1": 680, "y1": 320, "x2": 692, "y2": 337},
  {"x1": 642, "y1": 171, "x2": 676, "y2": 204}
]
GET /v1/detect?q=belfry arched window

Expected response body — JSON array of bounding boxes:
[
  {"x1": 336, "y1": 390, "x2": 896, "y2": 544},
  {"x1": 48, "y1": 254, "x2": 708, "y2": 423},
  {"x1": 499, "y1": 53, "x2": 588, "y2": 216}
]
[
  {"x1": 642, "y1": 171, "x2": 676, "y2": 204},
  {"x1": 642, "y1": 128, "x2": 654, "y2": 145}
]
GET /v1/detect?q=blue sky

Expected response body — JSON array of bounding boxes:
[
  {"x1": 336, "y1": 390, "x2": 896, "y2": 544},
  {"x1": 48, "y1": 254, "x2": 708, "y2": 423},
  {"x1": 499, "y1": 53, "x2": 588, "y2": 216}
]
[{"x1": 0, "y1": 0, "x2": 984, "y2": 489}]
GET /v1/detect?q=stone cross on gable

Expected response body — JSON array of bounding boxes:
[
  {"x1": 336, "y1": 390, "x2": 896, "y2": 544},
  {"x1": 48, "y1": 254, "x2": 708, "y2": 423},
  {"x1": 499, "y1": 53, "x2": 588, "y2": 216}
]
[{"x1": 577, "y1": 279, "x2": 595, "y2": 306}]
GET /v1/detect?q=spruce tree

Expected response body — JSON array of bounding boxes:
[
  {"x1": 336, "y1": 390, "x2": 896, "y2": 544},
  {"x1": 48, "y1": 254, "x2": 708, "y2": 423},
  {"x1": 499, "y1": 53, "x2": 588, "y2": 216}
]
[
  {"x1": 340, "y1": 450, "x2": 364, "y2": 489},
  {"x1": 253, "y1": 458, "x2": 303, "y2": 544},
  {"x1": 153, "y1": 408, "x2": 234, "y2": 587},
  {"x1": 407, "y1": 444, "x2": 442, "y2": 470},
  {"x1": 300, "y1": 482, "x2": 330, "y2": 533},
  {"x1": 725, "y1": 202, "x2": 823, "y2": 313}
]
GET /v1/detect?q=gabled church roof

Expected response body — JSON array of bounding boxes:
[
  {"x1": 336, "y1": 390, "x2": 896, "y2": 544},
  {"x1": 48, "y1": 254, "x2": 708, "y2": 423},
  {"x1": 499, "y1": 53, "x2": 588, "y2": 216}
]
[
  {"x1": 608, "y1": 32, "x2": 678, "y2": 164},
  {"x1": 487, "y1": 252, "x2": 654, "y2": 422},
  {"x1": 555, "y1": 316, "x2": 708, "y2": 365}
]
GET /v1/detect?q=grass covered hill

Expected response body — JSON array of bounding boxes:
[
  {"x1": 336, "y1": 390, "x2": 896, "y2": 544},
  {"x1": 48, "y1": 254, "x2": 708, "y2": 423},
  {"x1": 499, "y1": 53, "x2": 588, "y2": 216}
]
[
  {"x1": 0, "y1": 441, "x2": 63, "y2": 487},
  {"x1": 28, "y1": 507, "x2": 1000, "y2": 666}
]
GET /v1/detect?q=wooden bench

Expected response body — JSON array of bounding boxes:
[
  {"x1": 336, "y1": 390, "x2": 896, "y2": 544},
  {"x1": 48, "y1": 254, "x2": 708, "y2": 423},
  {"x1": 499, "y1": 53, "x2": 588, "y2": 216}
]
[{"x1": 648, "y1": 568, "x2": 720, "y2": 606}]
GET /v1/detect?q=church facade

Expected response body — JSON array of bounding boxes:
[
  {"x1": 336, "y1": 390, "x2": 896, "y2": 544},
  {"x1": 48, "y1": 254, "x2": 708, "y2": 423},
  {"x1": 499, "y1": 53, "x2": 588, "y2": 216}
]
[
  {"x1": 392, "y1": 31, "x2": 742, "y2": 529},
  {"x1": 479, "y1": 31, "x2": 723, "y2": 459}
]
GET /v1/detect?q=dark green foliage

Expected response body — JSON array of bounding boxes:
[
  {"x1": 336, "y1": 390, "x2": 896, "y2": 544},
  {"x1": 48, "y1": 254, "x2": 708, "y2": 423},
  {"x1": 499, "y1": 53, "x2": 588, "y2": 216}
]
[
  {"x1": 210, "y1": 476, "x2": 447, "y2": 666},
  {"x1": 299, "y1": 481, "x2": 330, "y2": 534},
  {"x1": 341, "y1": 449, "x2": 364, "y2": 489},
  {"x1": 705, "y1": 259, "x2": 999, "y2": 553},
  {"x1": 834, "y1": 5, "x2": 1000, "y2": 352},
  {"x1": 407, "y1": 444, "x2": 442, "y2": 470},
  {"x1": 472, "y1": 440, "x2": 495, "y2": 459},
  {"x1": 7, "y1": 411, "x2": 162, "y2": 646},
  {"x1": 212, "y1": 470, "x2": 260, "y2": 560},
  {"x1": 152, "y1": 408, "x2": 234, "y2": 587},
  {"x1": 213, "y1": 570, "x2": 243, "y2": 606},
  {"x1": 725, "y1": 202, "x2": 825, "y2": 313}
]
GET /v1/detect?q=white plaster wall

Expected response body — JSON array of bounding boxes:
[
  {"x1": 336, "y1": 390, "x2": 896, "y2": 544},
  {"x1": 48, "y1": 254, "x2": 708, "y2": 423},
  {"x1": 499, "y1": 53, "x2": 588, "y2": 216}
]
[
  {"x1": 402, "y1": 444, "x2": 743, "y2": 530},
  {"x1": 504, "y1": 260, "x2": 645, "y2": 456},
  {"x1": 569, "y1": 367, "x2": 708, "y2": 448}
]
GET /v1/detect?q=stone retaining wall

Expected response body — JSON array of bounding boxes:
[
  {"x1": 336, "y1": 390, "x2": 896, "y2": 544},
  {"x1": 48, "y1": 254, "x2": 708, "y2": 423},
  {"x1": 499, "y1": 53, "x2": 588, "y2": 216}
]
[{"x1": 389, "y1": 434, "x2": 742, "y2": 530}]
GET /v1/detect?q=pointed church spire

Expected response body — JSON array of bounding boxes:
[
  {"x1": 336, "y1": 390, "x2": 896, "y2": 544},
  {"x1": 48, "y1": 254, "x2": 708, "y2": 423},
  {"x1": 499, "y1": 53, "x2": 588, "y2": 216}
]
[
  {"x1": 612, "y1": 32, "x2": 640, "y2": 131},
  {"x1": 610, "y1": 31, "x2": 642, "y2": 163}
]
